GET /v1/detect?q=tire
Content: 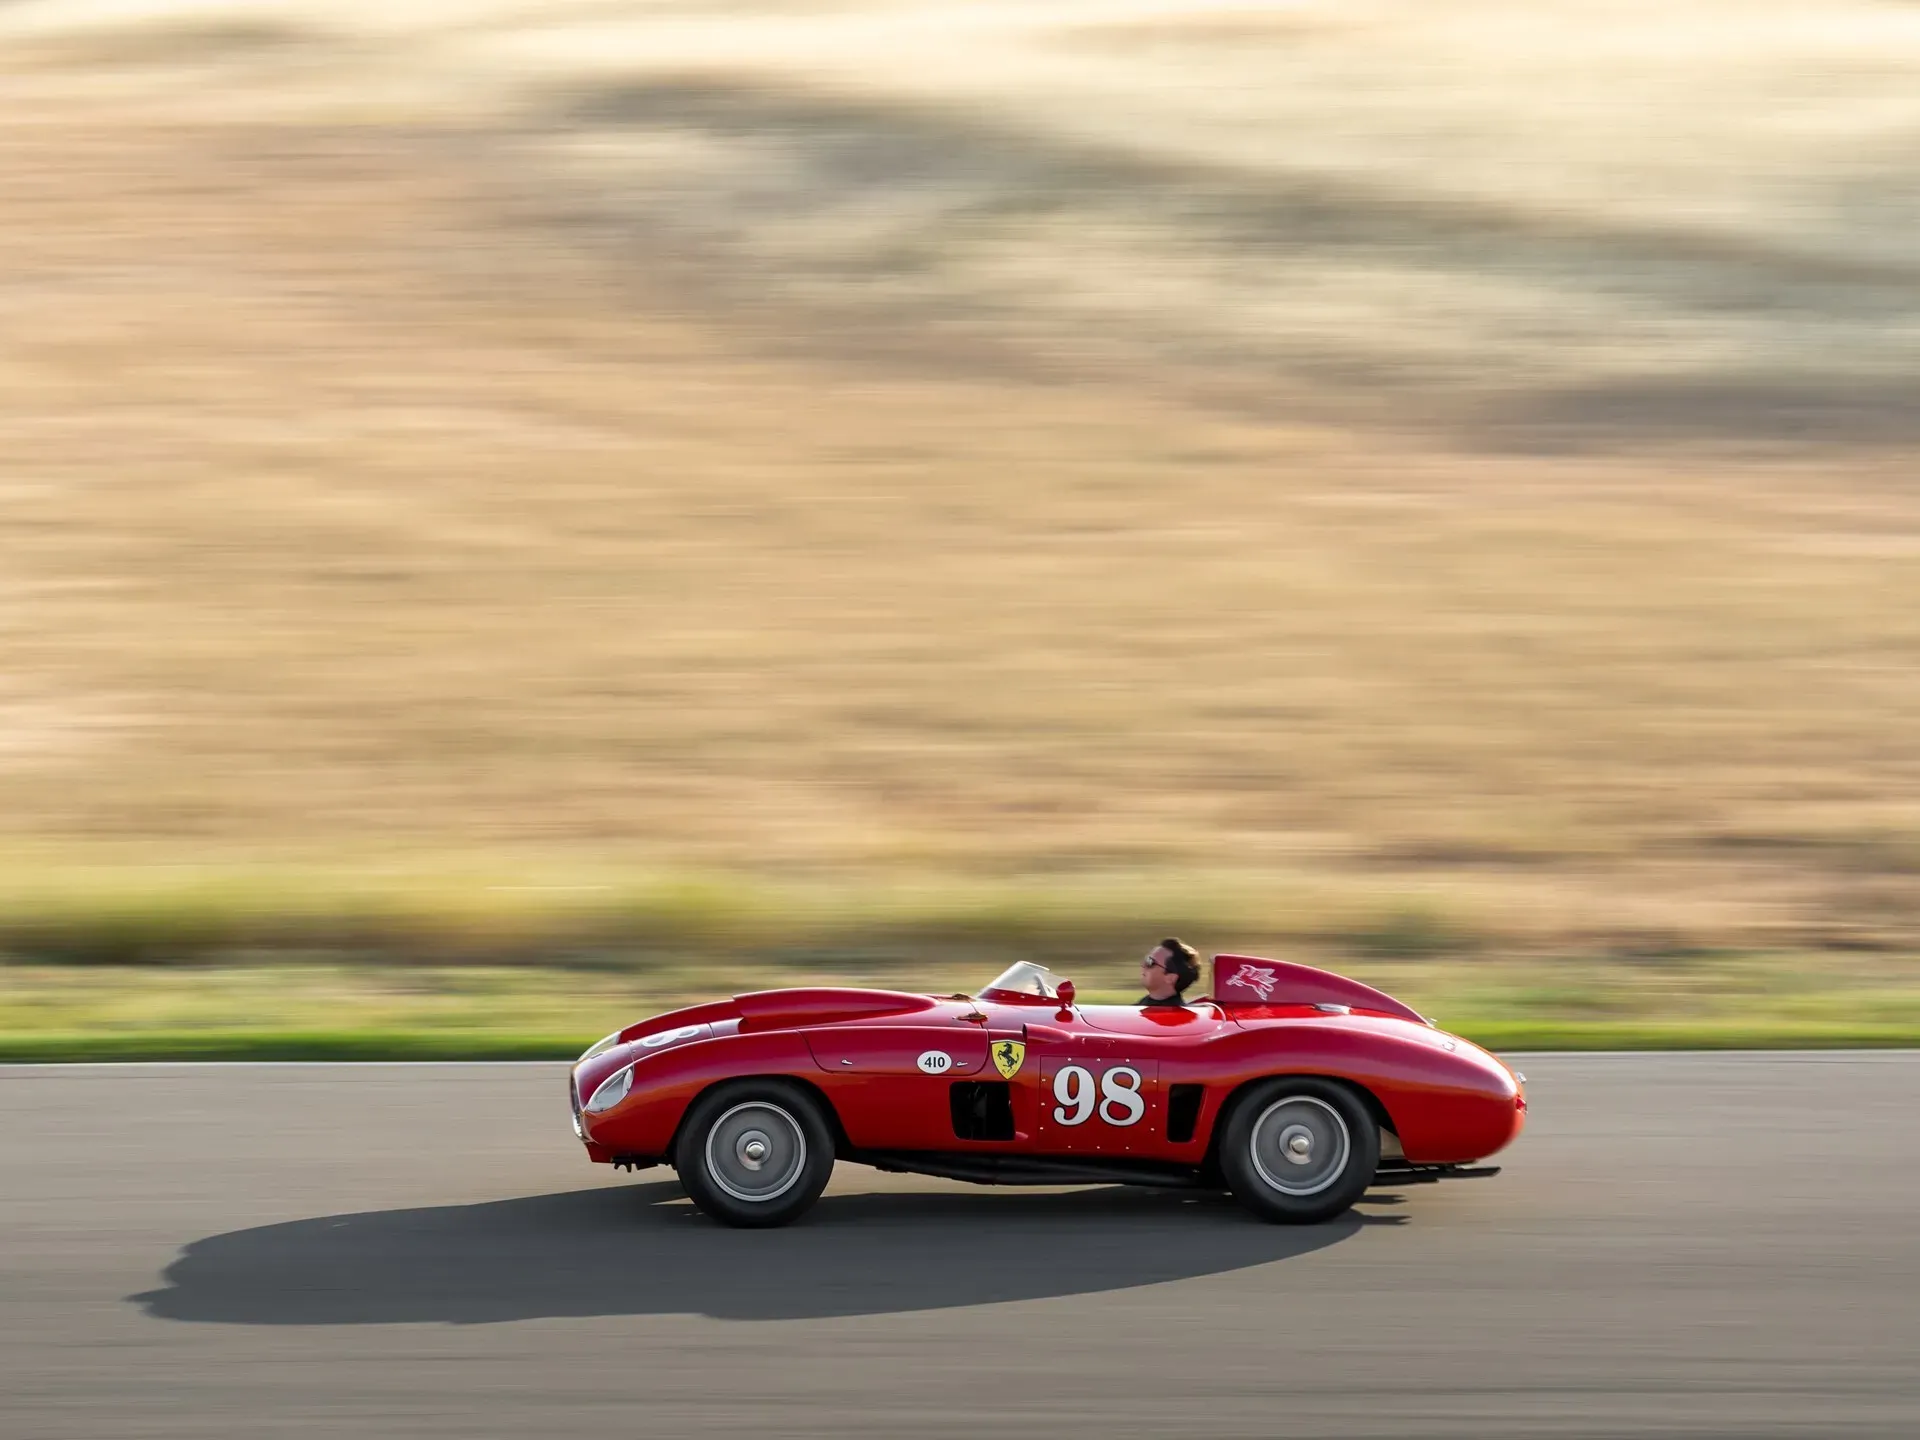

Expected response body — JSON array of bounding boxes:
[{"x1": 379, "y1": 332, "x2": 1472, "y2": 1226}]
[
  {"x1": 1219, "y1": 1078, "x2": 1380, "y2": 1224},
  {"x1": 673, "y1": 1079, "x2": 835, "y2": 1228}
]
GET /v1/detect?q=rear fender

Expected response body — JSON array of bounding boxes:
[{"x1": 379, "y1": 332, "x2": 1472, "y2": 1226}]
[
  {"x1": 1191, "y1": 1018, "x2": 1521, "y2": 1164},
  {"x1": 1201, "y1": 1072, "x2": 1398, "y2": 1173}
]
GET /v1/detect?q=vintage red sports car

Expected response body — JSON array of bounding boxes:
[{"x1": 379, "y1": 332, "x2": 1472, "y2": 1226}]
[{"x1": 569, "y1": 954, "x2": 1527, "y2": 1226}]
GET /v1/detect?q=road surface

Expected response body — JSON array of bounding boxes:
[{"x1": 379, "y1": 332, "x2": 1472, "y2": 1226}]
[{"x1": 2, "y1": 1055, "x2": 1916, "y2": 1437}]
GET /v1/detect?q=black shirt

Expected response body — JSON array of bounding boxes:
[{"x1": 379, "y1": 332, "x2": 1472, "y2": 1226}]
[{"x1": 1137, "y1": 993, "x2": 1188, "y2": 1007}]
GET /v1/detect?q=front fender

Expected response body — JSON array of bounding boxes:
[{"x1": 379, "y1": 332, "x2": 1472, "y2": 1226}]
[{"x1": 581, "y1": 1030, "x2": 821, "y2": 1158}]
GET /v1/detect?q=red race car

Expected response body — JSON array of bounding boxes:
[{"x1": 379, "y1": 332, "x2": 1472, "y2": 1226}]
[{"x1": 569, "y1": 954, "x2": 1526, "y2": 1227}]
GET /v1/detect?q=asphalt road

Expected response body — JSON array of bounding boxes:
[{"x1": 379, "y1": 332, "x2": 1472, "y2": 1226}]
[{"x1": 2, "y1": 1055, "x2": 1916, "y2": 1438}]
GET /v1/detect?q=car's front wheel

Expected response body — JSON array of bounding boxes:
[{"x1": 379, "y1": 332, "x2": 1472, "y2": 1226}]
[
  {"x1": 673, "y1": 1080, "x2": 835, "y2": 1228},
  {"x1": 1219, "y1": 1078, "x2": 1379, "y2": 1224}
]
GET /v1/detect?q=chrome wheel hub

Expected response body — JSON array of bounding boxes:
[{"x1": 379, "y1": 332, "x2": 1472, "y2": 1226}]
[
  {"x1": 706, "y1": 1102, "x2": 807, "y2": 1203},
  {"x1": 1249, "y1": 1096, "x2": 1352, "y2": 1197}
]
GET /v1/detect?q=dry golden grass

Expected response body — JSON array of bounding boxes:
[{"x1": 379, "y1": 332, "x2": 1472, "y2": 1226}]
[
  {"x1": 1, "y1": 0, "x2": 1919, "y2": 988},
  {"x1": 6, "y1": 949, "x2": 1919, "y2": 1058}
]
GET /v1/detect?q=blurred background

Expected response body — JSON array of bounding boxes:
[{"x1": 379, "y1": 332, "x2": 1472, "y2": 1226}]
[{"x1": 3, "y1": 0, "x2": 1919, "y2": 1054}]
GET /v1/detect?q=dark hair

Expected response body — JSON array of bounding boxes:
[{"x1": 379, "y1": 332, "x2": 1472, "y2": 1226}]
[{"x1": 1159, "y1": 938, "x2": 1202, "y2": 994}]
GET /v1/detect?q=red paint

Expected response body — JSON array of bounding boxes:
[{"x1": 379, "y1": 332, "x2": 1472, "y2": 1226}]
[
  {"x1": 735, "y1": 988, "x2": 938, "y2": 1031},
  {"x1": 574, "y1": 959, "x2": 1525, "y2": 1174},
  {"x1": 1211, "y1": 954, "x2": 1428, "y2": 1023}
]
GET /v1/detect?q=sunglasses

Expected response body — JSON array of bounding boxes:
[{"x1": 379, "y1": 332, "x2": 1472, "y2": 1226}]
[{"x1": 1142, "y1": 953, "x2": 1168, "y2": 970}]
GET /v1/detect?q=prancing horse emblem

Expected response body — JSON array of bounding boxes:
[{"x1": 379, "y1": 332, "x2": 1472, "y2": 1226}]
[
  {"x1": 1234, "y1": 963, "x2": 1281, "y2": 1001},
  {"x1": 992, "y1": 1039, "x2": 1026, "y2": 1080}
]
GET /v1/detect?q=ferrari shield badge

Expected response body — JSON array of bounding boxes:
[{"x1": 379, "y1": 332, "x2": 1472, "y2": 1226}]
[{"x1": 992, "y1": 1039, "x2": 1026, "y2": 1080}]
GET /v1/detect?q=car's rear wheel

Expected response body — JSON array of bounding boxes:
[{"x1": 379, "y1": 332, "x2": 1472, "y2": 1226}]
[
  {"x1": 1220, "y1": 1078, "x2": 1379, "y2": 1224},
  {"x1": 673, "y1": 1080, "x2": 835, "y2": 1228}
]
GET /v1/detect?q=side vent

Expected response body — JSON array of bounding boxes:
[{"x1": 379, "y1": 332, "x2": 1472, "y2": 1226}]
[
  {"x1": 949, "y1": 1081, "x2": 1015, "y2": 1141},
  {"x1": 1167, "y1": 1084, "x2": 1204, "y2": 1144}
]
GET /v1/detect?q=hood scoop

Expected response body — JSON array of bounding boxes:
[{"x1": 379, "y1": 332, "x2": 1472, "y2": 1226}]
[{"x1": 734, "y1": 987, "x2": 938, "y2": 1032}]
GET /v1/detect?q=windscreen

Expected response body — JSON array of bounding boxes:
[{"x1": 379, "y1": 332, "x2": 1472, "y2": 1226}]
[{"x1": 976, "y1": 961, "x2": 1064, "y2": 1001}]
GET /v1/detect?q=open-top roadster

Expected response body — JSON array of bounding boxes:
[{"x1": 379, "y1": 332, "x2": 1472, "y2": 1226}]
[{"x1": 569, "y1": 954, "x2": 1526, "y2": 1226}]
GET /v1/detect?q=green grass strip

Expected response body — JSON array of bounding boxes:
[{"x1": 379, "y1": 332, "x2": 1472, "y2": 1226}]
[
  {"x1": 5, "y1": 1021, "x2": 1917, "y2": 1062},
  {"x1": 0, "y1": 1031, "x2": 591, "y2": 1062}
]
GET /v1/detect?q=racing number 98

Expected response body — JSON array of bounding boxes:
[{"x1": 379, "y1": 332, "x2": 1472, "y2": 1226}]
[{"x1": 1051, "y1": 1065, "x2": 1144, "y2": 1127}]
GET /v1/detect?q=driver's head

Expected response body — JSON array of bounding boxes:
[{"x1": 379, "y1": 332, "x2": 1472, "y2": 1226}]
[{"x1": 1142, "y1": 938, "x2": 1202, "y2": 998}]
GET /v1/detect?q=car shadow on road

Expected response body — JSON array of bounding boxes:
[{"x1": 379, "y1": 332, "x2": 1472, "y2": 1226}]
[{"x1": 130, "y1": 1177, "x2": 1402, "y2": 1325}]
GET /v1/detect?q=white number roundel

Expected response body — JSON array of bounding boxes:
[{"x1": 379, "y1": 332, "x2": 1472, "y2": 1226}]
[
  {"x1": 640, "y1": 1025, "x2": 703, "y2": 1049},
  {"x1": 916, "y1": 1050, "x2": 954, "y2": 1074},
  {"x1": 1051, "y1": 1065, "x2": 1144, "y2": 1127}
]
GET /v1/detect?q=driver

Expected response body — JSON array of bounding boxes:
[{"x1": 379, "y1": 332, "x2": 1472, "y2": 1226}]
[{"x1": 1138, "y1": 938, "x2": 1201, "y2": 1007}]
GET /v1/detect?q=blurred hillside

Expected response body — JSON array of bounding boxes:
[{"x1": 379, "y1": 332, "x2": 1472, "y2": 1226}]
[{"x1": 3, "y1": 0, "x2": 1919, "y2": 976}]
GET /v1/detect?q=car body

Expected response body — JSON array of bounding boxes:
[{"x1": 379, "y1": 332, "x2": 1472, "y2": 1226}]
[{"x1": 570, "y1": 954, "x2": 1526, "y2": 1226}]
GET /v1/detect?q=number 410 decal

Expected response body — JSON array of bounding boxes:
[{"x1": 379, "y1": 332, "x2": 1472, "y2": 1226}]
[{"x1": 1051, "y1": 1065, "x2": 1145, "y2": 1127}]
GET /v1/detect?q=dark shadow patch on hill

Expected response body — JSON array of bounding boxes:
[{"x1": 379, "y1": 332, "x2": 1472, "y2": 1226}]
[
  {"x1": 509, "y1": 72, "x2": 1920, "y2": 453},
  {"x1": 548, "y1": 74, "x2": 1920, "y2": 295},
  {"x1": 1476, "y1": 374, "x2": 1920, "y2": 451},
  {"x1": 131, "y1": 1178, "x2": 1394, "y2": 1325}
]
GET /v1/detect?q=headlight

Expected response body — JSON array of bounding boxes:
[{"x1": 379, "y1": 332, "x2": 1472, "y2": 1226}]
[
  {"x1": 583, "y1": 1064, "x2": 633, "y2": 1113},
  {"x1": 579, "y1": 1030, "x2": 623, "y2": 1063}
]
